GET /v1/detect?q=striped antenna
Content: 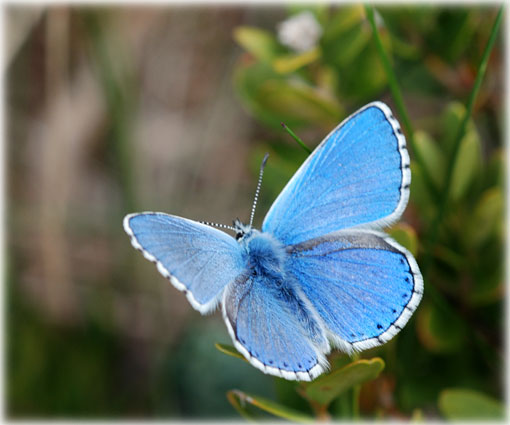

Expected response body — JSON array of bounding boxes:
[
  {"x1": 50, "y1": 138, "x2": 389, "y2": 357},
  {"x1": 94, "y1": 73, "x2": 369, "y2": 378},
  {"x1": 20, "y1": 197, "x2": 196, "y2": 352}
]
[
  {"x1": 249, "y1": 153, "x2": 269, "y2": 227},
  {"x1": 200, "y1": 221, "x2": 236, "y2": 232}
]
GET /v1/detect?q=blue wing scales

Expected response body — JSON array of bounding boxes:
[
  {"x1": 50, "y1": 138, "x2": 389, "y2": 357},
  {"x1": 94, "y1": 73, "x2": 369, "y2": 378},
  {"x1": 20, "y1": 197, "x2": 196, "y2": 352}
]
[
  {"x1": 287, "y1": 230, "x2": 423, "y2": 352},
  {"x1": 222, "y1": 273, "x2": 329, "y2": 381},
  {"x1": 124, "y1": 212, "x2": 245, "y2": 314},
  {"x1": 262, "y1": 102, "x2": 410, "y2": 245}
]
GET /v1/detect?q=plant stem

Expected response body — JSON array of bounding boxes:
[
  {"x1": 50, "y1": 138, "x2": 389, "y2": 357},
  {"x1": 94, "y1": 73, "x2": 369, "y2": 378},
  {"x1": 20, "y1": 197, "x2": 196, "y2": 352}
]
[
  {"x1": 421, "y1": 6, "x2": 503, "y2": 276},
  {"x1": 364, "y1": 4, "x2": 436, "y2": 200},
  {"x1": 352, "y1": 384, "x2": 361, "y2": 420},
  {"x1": 351, "y1": 353, "x2": 361, "y2": 420},
  {"x1": 365, "y1": 3, "x2": 477, "y2": 343},
  {"x1": 281, "y1": 122, "x2": 312, "y2": 154}
]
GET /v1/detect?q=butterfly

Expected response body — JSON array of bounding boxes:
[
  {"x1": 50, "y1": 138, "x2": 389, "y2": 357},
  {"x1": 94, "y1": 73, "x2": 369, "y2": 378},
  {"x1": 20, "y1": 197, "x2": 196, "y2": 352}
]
[{"x1": 124, "y1": 102, "x2": 423, "y2": 381}]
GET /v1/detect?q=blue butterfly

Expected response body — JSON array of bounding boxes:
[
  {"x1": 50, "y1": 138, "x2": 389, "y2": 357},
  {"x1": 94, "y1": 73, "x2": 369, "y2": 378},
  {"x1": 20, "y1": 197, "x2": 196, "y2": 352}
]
[{"x1": 124, "y1": 102, "x2": 423, "y2": 381}]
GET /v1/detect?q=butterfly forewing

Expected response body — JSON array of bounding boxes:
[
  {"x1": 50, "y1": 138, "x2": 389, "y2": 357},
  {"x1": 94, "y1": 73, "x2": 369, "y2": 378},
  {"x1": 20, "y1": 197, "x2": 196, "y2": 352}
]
[
  {"x1": 262, "y1": 102, "x2": 410, "y2": 245},
  {"x1": 124, "y1": 212, "x2": 245, "y2": 314}
]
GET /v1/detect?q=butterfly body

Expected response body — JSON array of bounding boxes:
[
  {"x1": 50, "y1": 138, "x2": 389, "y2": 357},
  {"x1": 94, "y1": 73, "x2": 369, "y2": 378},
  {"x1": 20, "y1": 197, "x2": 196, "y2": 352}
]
[
  {"x1": 124, "y1": 101, "x2": 423, "y2": 381},
  {"x1": 239, "y1": 228, "x2": 286, "y2": 281}
]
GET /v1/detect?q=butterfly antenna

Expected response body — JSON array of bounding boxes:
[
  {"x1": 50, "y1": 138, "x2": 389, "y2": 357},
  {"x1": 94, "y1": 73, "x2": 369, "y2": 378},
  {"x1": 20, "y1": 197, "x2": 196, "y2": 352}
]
[
  {"x1": 249, "y1": 153, "x2": 269, "y2": 227},
  {"x1": 200, "y1": 221, "x2": 236, "y2": 232}
]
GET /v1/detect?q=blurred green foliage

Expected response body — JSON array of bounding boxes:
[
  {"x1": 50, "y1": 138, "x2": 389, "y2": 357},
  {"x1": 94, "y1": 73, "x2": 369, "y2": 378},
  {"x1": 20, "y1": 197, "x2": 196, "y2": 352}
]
[
  {"x1": 225, "y1": 4, "x2": 504, "y2": 421},
  {"x1": 438, "y1": 388, "x2": 505, "y2": 420}
]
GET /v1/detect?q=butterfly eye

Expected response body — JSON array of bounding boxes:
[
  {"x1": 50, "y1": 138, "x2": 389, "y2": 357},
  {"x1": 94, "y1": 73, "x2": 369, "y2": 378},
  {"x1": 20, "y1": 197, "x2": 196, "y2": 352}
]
[{"x1": 236, "y1": 233, "x2": 244, "y2": 240}]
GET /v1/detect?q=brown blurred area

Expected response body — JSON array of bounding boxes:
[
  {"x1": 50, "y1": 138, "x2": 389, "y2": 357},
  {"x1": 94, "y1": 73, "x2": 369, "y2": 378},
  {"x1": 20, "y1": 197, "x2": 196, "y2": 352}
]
[{"x1": 7, "y1": 5, "x2": 283, "y2": 417}]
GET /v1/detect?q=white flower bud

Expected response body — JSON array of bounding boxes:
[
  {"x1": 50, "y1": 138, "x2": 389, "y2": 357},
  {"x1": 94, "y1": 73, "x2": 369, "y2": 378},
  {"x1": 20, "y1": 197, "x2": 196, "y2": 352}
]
[{"x1": 277, "y1": 11, "x2": 323, "y2": 53}]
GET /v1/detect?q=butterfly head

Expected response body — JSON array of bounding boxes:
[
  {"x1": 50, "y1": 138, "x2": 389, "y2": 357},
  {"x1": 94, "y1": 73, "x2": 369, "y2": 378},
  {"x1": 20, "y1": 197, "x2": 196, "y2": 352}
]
[{"x1": 234, "y1": 218, "x2": 253, "y2": 241}]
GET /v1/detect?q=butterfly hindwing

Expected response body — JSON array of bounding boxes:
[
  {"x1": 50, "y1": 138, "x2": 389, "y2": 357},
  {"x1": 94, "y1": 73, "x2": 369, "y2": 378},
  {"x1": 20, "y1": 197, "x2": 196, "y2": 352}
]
[
  {"x1": 222, "y1": 272, "x2": 329, "y2": 381},
  {"x1": 262, "y1": 102, "x2": 410, "y2": 245},
  {"x1": 124, "y1": 212, "x2": 245, "y2": 314},
  {"x1": 287, "y1": 229, "x2": 423, "y2": 352}
]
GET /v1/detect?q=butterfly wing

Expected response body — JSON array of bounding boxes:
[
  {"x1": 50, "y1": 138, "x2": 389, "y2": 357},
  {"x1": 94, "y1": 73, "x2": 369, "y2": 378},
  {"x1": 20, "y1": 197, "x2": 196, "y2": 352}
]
[
  {"x1": 262, "y1": 102, "x2": 410, "y2": 245},
  {"x1": 124, "y1": 212, "x2": 245, "y2": 314},
  {"x1": 222, "y1": 273, "x2": 330, "y2": 381},
  {"x1": 287, "y1": 230, "x2": 423, "y2": 352}
]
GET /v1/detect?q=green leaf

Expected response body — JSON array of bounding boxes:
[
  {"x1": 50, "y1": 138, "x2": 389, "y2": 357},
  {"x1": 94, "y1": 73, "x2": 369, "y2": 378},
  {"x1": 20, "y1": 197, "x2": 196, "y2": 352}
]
[
  {"x1": 469, "y1": 262, "x2": 503, "y2": 307},
  {"x1": 329, "y1": 352, "x2": 354, "y2": 371},
  {"x1": 436, "y1": 11, "x2": 477, "y2": 63},
  {"x1": 214, "y1": 343, "x2": 246, "y2": 361},
  {"x1": 388, "y1": 223, "x2": 419, "y2": 257},
  {"x1": 272, "y1": 48, "x2": 321, "y2": 74},
  {"x1": 466, "y1": 187, "x2": 503, "y2": 248},
  {"x1": 335, "y1": 30, "x2": 388, "y2": 100},
  {"x1": 233, "y1": 26, "x2": 284, "y2": 62},
  {"x1": 441, "y1": 102, "x2": 463, "y2": 153},
  {"x1": 438, "y1": 388, "x2": 505, "y2": 420},
  {"x1": 440, "y1": 101, "x2": 477, "y2": 156},
  {"x1": 450, "y1": 128, "x2": 482, "y2": 202},
  {"x1": 485, "y1": 148, "x2": 504, "y2": 189},
  {"x1": 254, "y1": 79, "x2": 343, "y2": 129},
  {"x1": 233, "y1": 62, "x2": 284, "y2": 129},
  {"x1": 234, "y1": 61, "x2": 343, "y2": 129},
  {"x1": 322, "y1": 15, "x2": 370, "y2": 68},
  {"x1": 226, "y1": 390, "x2": 258, "y2": 421},
  {"x1": 390, "y1": 34, "x2": 420, "y2": 60},
  {"x1": 409, "y1": 161, "x2": 436, "y2": 220},
  {"x1": 322, "y1": 5, "x2": 365, "y2": 45},
  {"x1": 315, "y1": 65, "x2": 339, "y2": 93},
  {"x1": 414, "y1": 130, "x2": 445, "y2": 190},
  {"x1": 416, "y1": 303, "x2": 467, "y2": 353},
  {"x1": 431, "y1": 244, "x2": 465, "y2": 271},
  {"x1": 411, "y1": 408, "x2": 425, "y2": 421},
  {"x1": 227, "y1": 390, "x2": 314, "y2": 423},
  {"x1": 304, "y1": 357, "x2": 385, "y2": 407},
  {"x1": 273, "y1": 378, "x2": 307, "y2": 416}
]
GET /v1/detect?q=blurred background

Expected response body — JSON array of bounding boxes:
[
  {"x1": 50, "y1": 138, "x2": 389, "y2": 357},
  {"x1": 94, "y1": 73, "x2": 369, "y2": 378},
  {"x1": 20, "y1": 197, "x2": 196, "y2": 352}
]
[{"x1": 6, "y1": 4, "x2": 504, "y2": 420}]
